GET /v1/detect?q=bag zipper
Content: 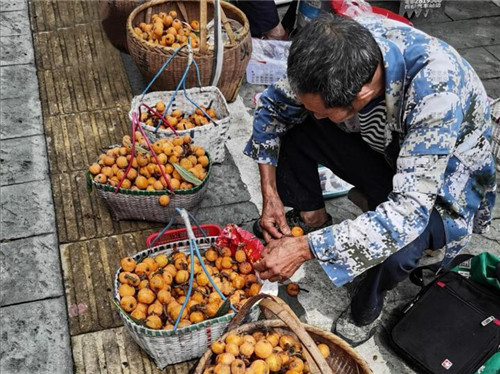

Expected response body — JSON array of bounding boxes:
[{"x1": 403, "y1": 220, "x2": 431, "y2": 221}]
[{"x1": 437, "y1": 280, "x2": 499, "y2": 321}]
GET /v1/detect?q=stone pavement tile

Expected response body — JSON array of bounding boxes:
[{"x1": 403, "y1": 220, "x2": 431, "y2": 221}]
[
  {"x1": 444, "y1": 0, "x2": 500, "y2": 20},
  {"x1": 0, "y1": 64, "x2": 38, "y2": 100},
  {"x1": 483, "y1": 78, "x2": 500, "y2": 98},
  {"x1": 72, "y1": 327, "x2": 195, "y2": 374},
  {"x1": 415, "y1": 16, "x2": 499, "y2": 49},
  {"x1": 199, "y1": 151, "x2": 251, "y2": 208},
  {"x1": 0, "y1": 10, "x2": 30, "y2": 37},
  {"x1": 459, "y1": 47, "x2": 500, "y2": 80},
  {"x1": 60, "y1": 231, "x2": 152, "y2": 335},
  {"x1": 0, "y1": 0, "x2": 27, "y2": 12},
  {"x1": 410, "y1": 7, "x2": 452, "y2": 24},
  {"x1": 196, "y1": 200, "x2": 260, "y2": 227},
  {"x1": 357, "y1": 334, "x2": 417, "y2": 374},
  {"x1": 1, "y1": 181, "x2": 56, "y2": 240},
  {"x1": 284, "y1": 260, "x2": 352, "y2": 332},
  {"x1": 486, "y1": 44, "x2": 500, "y2": 60},
  {"x1": 0, "y1": 34, "x2": 34, "y2": 66},
  {"x1": 32, "y1": 23, "x2": 121, "y2": 71},
  {"x1": 51, "y1": 171, "x2": 157, "y2": 244},
  {"x1": 28, "y1": 0, "x2": 101, "y2": 33},
  {"x1": 37, "y1": 64, "x2": 132, "y2": 118},
  {"x1": 44, "y1": 109, "x2": 130, "y2": 175},
  {"x1": 0, "y1": 97, "x2": 43, "y2": 140},
  {"x1": 0, "y1": 135, "x2": 49, "y2": 186},
  {"x1": 0, "y1": 233, "x2": 63, "y2": 306},
  {"x1": 0, "y1": 297, "x2": 73, "y2": 374}
]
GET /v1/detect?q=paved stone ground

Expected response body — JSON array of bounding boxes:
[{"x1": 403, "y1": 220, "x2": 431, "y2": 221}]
[{"x1": 0, "y1": 1, "x2": 499, "y2": 373}]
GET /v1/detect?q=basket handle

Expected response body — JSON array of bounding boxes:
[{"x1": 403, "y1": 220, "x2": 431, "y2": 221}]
[
  {"x1": 199, "y1": 0, "x2": 208, "y2": 53},
  {"x1": 114, "y1": 112, "x2": 174, "y2": 193},
  {"x1": 227, "y1": 294, "x2": 335, "y2": 374}
]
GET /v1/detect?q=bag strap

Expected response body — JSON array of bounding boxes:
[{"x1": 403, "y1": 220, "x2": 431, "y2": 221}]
[{"x1": 409, "y1": 253, "x2": 475, "y2": 288}]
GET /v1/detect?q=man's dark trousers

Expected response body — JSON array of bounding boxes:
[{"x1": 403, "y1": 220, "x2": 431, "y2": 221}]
[{"x1": 276, "y1": 115, "x2": 446, "y2": 323}]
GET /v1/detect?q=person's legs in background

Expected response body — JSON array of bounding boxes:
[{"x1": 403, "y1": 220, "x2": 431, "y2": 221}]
[{"x1": 234, "y1": 0, "x2": 287, "y2": 39}]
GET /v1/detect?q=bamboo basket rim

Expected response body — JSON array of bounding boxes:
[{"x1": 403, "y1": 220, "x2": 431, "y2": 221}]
[
  {"x1": 126, "y1": 0, "x2": 250, "y2": 57},
  {"x1": 89, "y1": 145, "x2": 212, "y2": 196},
  {"x1": 195, "y1": 319, "x2": 373, "y2": 374}
]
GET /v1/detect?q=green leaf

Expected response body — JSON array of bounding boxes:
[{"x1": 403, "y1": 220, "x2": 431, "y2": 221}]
[
  {"x1": 86, "y1": 172, "x2": 93, "y2": 193},
  {"x1": 173, "y1": 163, "x2": 203, "y2": 186},
  {"x1": 212, "y1": 298, "x2": 231, "y2": 319},
  {"x1": 124, "y1": 141, "x2": 151, "y2": 156}
]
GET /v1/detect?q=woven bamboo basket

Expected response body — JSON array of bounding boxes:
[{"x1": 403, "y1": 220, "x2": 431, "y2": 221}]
[
  {"x1": 195, "y1": 295, "x2": 372, "y2": 374},
  {"x1": 127, "y1": 0, "x2": 252, "y2": 102},
  {"x1": 88, "y1": 145, "x2": 211, "y2": 223},
  {"x1": 100, "y1": 0, "x2": 141, "y2": 52},
  {"x1": 130, "y1": 86, "x2": 230, "y2": 163},
  {"x1": 113, "y1": 236, "x2": 276, "y2": 368}
]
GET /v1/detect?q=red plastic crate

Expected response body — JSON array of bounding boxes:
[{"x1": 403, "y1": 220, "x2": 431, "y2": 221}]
[{"x1": 146, "y1": 224, "x2": 223, "y2": 248}]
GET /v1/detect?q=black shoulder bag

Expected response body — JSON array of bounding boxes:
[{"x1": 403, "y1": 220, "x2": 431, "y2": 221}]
[{"x1": 390, "y1": 254, "x2": 500, "y2": 374}]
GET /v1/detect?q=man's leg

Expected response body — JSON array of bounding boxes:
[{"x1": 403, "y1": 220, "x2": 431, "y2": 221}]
[
  {"x1": 350, "y1": 209, "x2": 446, "y2": 325},
  {"x1": 276, "y1": 116, "x2": 394, "y2": 212}
]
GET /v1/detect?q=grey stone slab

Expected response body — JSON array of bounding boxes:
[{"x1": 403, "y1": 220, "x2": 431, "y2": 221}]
[
  {"x1": 0, "y1": 97, "x2": 43, "y2": 140},
  {"x1": 1, "y1": 181, "x2": 56, "y2": 240},
  {"x1": 0, "y1": 233, "x2": 63, "y2": 306},
  {"x1": 196, "y1": 200, "x2": 260, "y2": 227},
  {"x1": 416, "y1": 16, "x2": 500, "y2": 49},
  {"x1": 0, "y1": 297, "x2": 73, "y2": 374},
  {"x1": 0, "y1": 64, "x2": 38, "y2": 100},
  {"x1": 1, "y1": 135, "x2": 49, "y2": 186},
  {"x1": 459, "y1": 46, "x2": 500, "y2": 80},
  {"x1": 444, "y1": 0, "x2": 500, "y2": 20},
  {"x1": 0, "y1": 10, "x2": 30, "y2": 37},
  {"x1": 0, "y1": 34, "x2": 34, "y2": 66},
  {"x1": 0, "y1": 0, "x2": 27, "y2": 12},
  {"x1": 486, "y1": 44, "x2": 500, "y2": 60},
  {"x1": 410, "y1": 7, "x2": 452, "y2": 24},
  {"x1": 483, "y1": 78, "x2": 500, "y2": 98},
  {"x1": 200, "y1": 149, "x2": 251, "y2": 208}
]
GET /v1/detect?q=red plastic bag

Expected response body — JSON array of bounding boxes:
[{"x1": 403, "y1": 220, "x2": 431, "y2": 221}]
[{"x1": 215, "y1": 224, "x2": 263, "y2": 263}]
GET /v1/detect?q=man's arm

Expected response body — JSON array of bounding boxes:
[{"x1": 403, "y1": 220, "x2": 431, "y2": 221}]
[{"x1": 244, "y1": 78, "x2": 307, "y2": 240}]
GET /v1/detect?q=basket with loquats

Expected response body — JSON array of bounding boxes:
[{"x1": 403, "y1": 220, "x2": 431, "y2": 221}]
[
  {"x1": 195, "y1": 295, "x2": 372, "y2": 374},
  {"x1": 112, "y1": 217, "x2": 278, "y2": 368},
  {"x1": 132, "y1": 10, "x2": 201, "y2": 49},
  {"x1": 140, "y1": 100, "x2": 218, "y2": 132},
  {"x1": 88, "y1": 119, "x2": 211, "y2": 222}
]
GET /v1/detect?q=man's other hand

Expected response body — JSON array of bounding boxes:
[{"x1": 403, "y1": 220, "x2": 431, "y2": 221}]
[
  {"x1": 260, "y1": 195, "x2": 291, "y2": 242},
  {"x1": 254, "y1": 235, "x2": 313, "y2": 282}
]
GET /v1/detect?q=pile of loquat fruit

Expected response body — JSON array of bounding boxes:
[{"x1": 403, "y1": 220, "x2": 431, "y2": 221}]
[
  {"x1": 117, "y1": 246, "x2": 262, "y2": 330},
  {"x1": 133, "y1": 10, "x2": 201, "y2": 48},
  {"x1": 141, "y1": 101, "x2": 218, "y2": 132},
  {"x1": 204, "y1": 330, "x2": 332, "y2": 374},
  {"x1": 88, "y1": 133, "x2": 209, "y2": 206}
]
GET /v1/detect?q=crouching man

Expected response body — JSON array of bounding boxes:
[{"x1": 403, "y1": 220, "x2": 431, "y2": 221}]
[{"x1": 247, "y1": 14, "x2": 496, "y2": 326}]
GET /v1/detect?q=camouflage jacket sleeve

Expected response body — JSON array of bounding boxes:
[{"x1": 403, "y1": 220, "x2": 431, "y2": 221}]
[
  {"x1": 244, "y1": 78, "x2": 309, "y2": 166},
  {"x1": 308, "y1": 90, "x2": 463, "y2": 287}
]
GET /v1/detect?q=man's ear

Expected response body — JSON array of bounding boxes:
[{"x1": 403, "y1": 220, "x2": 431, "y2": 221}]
[{"x1": 355, "y1": 84, "x2": 374, "y2": 102}]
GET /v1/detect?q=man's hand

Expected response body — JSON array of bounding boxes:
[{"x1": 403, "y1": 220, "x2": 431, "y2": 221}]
[
  {"x1": 254, "y1": 235, "x2": 314, "y2": 282},
  {"x1": 260, "y1": 195, "x2": 291, "y2": 242}
]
